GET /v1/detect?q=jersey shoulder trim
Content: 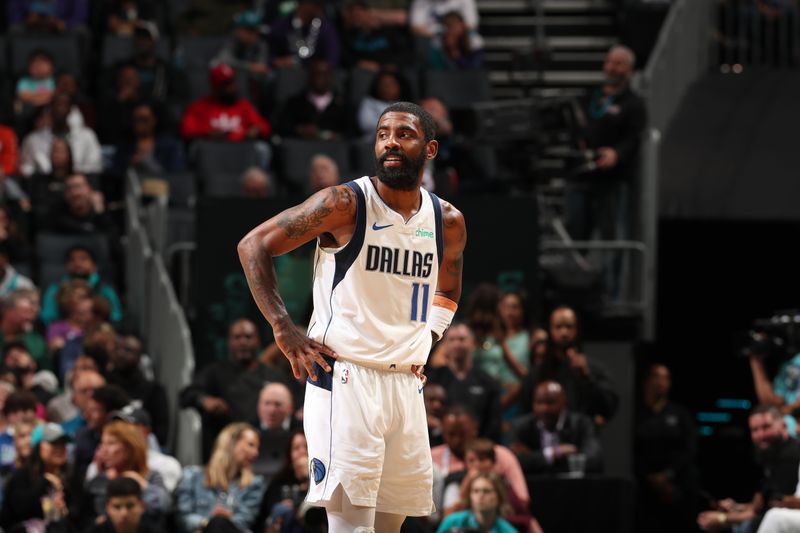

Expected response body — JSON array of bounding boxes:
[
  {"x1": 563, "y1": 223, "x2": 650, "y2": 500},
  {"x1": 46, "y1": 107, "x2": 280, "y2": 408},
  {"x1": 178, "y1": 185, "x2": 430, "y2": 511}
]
[
  {"x1": 428, "y1": 190, "x2": 444, "y2": 266},
  {"x1": 332, "y1": 180, "x2": 367, "y2": 290}
]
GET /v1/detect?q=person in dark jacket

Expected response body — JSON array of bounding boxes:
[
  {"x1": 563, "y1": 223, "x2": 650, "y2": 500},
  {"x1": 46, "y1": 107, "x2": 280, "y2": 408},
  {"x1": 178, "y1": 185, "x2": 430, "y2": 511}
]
[
  {"x1": 510, "y1": 381, "x2": 603, "y2": 476},
  {"x1": 83, "y1": 476, "x2": 168, "y2": 533}
]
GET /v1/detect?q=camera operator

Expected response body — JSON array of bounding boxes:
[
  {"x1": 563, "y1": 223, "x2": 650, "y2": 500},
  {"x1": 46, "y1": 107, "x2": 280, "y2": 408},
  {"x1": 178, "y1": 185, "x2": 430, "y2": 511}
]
[
  {"x1": 748, "y1": 327, "x2": 800, "y2": 436},
  {"x1": 566, "y1": 44, "x2": 646, "y2": 245}
]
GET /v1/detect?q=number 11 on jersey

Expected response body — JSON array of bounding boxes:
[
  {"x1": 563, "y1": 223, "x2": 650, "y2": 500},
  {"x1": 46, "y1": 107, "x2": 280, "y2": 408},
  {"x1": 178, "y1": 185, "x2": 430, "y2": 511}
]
[{"x1": 410, "y1": 283, "x2": 430, "y2": 322}]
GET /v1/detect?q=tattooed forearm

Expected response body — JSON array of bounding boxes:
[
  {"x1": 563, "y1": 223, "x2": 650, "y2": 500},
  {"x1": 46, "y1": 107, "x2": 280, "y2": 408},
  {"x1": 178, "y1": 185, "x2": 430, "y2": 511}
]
[{"x1": 277, "y1": 194, "x2": 333, "y2": 239}]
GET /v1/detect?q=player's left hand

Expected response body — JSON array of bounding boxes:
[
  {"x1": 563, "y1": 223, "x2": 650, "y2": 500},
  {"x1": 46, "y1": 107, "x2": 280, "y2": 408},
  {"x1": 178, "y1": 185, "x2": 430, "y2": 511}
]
[
  {"x1": 274, "y1": 321, "x2": 337, "y2": 381},
  {"x1": 411, "y1": 364, "x2": 427, "y2": 386}
]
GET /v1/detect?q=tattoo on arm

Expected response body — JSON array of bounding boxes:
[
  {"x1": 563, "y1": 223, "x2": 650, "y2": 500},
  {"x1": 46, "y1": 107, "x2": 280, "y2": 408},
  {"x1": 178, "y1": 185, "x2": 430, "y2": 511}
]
[{"x1": 277, "y1": 194, "x2": 333, "y2": 239}]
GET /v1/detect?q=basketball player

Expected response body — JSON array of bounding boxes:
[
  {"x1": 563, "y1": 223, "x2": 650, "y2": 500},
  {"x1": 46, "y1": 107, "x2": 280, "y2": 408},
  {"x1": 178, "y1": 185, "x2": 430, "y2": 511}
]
[{"x1": 238, "y1": 101, "x2": 466, "y2": 532}]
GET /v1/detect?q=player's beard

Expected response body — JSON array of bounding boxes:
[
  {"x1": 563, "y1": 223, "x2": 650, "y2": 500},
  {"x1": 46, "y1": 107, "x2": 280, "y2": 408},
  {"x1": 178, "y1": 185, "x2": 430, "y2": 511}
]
[{"x1": 375, "y1": 148, "x2": 427, "y2": 191}]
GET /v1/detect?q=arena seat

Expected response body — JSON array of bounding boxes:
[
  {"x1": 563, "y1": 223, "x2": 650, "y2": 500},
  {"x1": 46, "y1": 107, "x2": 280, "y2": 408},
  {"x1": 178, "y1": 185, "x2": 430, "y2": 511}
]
[
  {"x1": 10, "y1": 34, "x2": 82, "y2": 76},
  {"x1": 423, "y1": 69, "x2": 492, "y2": 109}
]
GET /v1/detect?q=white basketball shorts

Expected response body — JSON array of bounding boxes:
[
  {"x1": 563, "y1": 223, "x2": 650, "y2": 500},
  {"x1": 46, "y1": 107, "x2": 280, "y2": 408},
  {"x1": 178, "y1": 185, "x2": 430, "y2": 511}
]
[{"x1": 303, "y1": 357, "x2": 434, "y2": 517}]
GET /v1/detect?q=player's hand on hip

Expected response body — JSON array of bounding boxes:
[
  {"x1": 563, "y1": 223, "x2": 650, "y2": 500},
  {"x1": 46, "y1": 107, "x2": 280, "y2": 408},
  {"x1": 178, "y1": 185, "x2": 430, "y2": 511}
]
[
  {"x1": 411, "y1": 364, "x2": 427, "y2": 386},
  {"x1": 274, "y1": 324, "x2": 337, "y2": 381}
]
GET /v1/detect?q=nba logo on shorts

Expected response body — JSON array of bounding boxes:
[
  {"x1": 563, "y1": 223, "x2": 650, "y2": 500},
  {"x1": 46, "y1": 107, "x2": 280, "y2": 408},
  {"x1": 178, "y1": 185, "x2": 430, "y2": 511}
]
[{"x1": 341, "y1": 368, "x2": 349, "y2": 384}]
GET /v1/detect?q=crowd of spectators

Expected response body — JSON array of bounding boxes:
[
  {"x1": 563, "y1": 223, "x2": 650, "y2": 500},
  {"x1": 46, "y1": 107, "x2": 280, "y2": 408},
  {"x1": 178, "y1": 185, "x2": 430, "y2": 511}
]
[{"x1": 0, "y1": 1, "x2": 719, "y2": 533}]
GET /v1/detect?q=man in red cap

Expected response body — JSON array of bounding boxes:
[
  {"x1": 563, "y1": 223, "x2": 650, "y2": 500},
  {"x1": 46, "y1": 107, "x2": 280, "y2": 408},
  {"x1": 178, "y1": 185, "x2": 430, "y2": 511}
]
[{"x1": 180, "y1": 63, "x2": 271, "y2": 142}]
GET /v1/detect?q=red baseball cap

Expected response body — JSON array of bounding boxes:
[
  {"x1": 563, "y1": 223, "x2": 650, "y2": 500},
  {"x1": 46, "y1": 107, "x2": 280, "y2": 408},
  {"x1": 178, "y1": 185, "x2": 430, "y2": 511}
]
[{"x1": 209, "y1": 63, "x2": 235, "y2": 88}]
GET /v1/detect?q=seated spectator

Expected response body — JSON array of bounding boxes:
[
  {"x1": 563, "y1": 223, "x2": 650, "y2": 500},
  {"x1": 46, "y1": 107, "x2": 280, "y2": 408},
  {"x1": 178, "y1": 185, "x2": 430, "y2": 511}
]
[
  {"x1": 15, "y1": 50, "x2": 56, "y2": 112},
  {"x1": 309, "y1": 154, "x2": 340, "y2": 193},
  {"x1": 341, "y1": 0, "x2": 411, "y2": 70},
  {"x1": 48, "y1": 368, "x2": 105, "y2": 436},
  {"x1": 82, "y1": 420, "x2": 171, "y2": 528},
  {"x1": 425, "y1": 382, "x2": 447, "y2": 447},
  {"x1": 357, "y1": 69, "x2": 413, "y2": 138},
  {"x1": 0, "y1": 123, "x2": 19, "y2": 177},
  {"x1": 472, "y1": 290, "x2": 531, "y2": 413},
  {"x1": 97, "y1": 66, "x2": 142, "y2": 145},
  {"x1": 0, "y1": 382, "x2": 15, "y2": 470},
  {"x1": 180, "y1": 318, "x2": 288, "y2": 459},
  {"x1": 274, "y1": 59, "x2": 349, "y2": 140},
  {"x1": 107, "y1": 0, "x2": 160, "y2": 36},
  {"x1": 253, "y1": 382, "x2": 295, "y2": 480},
  {"x1": 269, "y1": 0, "x2": 341, "y2": 68},
  {"x1": 6, "y1": 0, "x2": 89, "y2": 32},
  {"x1": 214, "y1": 10, "x2": 271, "y2": 80},
  {"x1": 432, "y1": 406, "x2": 528, "y2": 501},
  {"x1": 47, "y1": 173, "x2": 116, "y2": 238},
  {"x1": 107, "y1": 333, "x2": 168, "y2": 447},
  {"x1": 442, "y1": 438, "x2": 541, "y2": 532},
  {"x1": 181, "y1": 63, "x2": 271, "y2": 142},
  {"x1": 510, "y1": 380, "x2": 603, "y2": 476},
  {"x1": 428, "y1": 11, "x2": 484, "y2": 70},
  {"x1": 55, "y1": 72, "x2": 95, "y2": 129},
  {"x1": 108, "y1": 406, "x2": 181, "y2": 492},
  {"x1": 698, "y1": 406, "x2": 800, "y2": 532},
  {"x1": 2, "y1": 342, "x2": 57, "y2": 407},
  {"x1": 0, "y1": 422, "x2": 71, "y2": 531},
  {"x1": 427, "y1": 323, "x2": 502, "y2": 440},
  {"x1": 436, "y1": 472, "x2": 517, "y2": 533},
  {"x1": 410, "y1": 0, "x2": 479, "y2": 37},
  {"x1": 256, "y1": 429, "x2": 315, "y2": 532},
  {"x1": 0, "y1": 241, "x2": 34, "y2": 298},
  {"x1": 176, "y1": 422, "x2": 265, "y2": 533},
  {"x1": 84, "y1": 475, "x2": 168, "y2": 533},
  {"x1": 19, "y1": 93, "x2": 103, "y2": 177},
  {"x1": 0, "y1": 391, "x2": 39, "y2": 474},
  {"x1": 46, "y1": 278, "x2": 91, "y2": 355},
  {"x1": 240, "y1": 167, "x2": 273, "y2": 198},
  {"x1": 41, "y1": 244, "x2": 122, "y2": 326},
  {"x1": 28, "y1": 136, "x2": 74, "y2": 213},
  {"x1": 74, "y1": 385, "x2": 130, "y2": 474},
  {"x1": 0, "y1": 291, "x2": 48, "y2": 371},
  {"x1": 517, "y1": 306, "x2": 619, "y2": 426},
  {"x1": 0, "y1": 205, "x2": 30, "y2": 267},
  {"x1": 112, "y1": 102, "x2": 185, "y2": 178},
  {"x1": 636, "y1": 363, "x2": 700, "y2": 533},
  {"x1": 119, "y1": 21, "x2": 187, "y2": 104}
]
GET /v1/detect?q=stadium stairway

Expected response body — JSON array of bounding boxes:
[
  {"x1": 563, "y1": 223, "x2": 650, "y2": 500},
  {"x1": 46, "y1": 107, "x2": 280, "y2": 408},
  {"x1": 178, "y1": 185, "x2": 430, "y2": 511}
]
[{"x1": 477, "y1": 0, "x2": 619, "y2": 99}]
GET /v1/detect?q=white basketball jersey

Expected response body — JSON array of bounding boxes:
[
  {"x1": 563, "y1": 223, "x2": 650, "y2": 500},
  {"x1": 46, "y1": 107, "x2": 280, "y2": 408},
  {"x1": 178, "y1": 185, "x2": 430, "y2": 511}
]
[{"x1": 307, "y1": 176, "x2": 444, "y2": 367}]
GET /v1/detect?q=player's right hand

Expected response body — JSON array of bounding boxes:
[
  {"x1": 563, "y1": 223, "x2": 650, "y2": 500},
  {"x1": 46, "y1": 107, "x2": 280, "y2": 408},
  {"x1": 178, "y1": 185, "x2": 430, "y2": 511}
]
[{"x1": 274, "y1": 323, "x2": 337, "y2": 381}]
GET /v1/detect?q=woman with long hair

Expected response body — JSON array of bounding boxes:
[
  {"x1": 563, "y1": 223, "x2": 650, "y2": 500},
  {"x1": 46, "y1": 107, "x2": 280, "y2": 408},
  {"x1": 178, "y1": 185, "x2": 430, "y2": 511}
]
[
  {"x1": 473, "y1": 290, "x2": 533, "y2": 412},
  {"x1": 357, "y1": 69, "x2": 413, "y2": 137},
  {"x1": 0, "y1": 422, "x2": 71, "y2": 531},
  {"x1": 81, "y1": 420, "x2": 171, "y2": 527},
  {"x1": 436, "y1": 472, "x2": 517, "y2": 533},
  {"x1": 176, "y1": 422, "x2": 265, "y2": 533}
]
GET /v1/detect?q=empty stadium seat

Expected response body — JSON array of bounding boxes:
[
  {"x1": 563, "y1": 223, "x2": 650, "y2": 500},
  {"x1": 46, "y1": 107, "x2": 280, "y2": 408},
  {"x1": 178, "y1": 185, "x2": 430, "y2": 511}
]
[
  {"x1": 192, "y1": 140, "x2": 267, "y2": 197},
  {"x1": 423, "y1": 69, "x2": 491, "y2": 109},
  {"x1": 103, "y1": 35, "x2": 171, "y2": 67},
  {"x1": 10, "y1": 34, "x2": 82, "y2": 76}
]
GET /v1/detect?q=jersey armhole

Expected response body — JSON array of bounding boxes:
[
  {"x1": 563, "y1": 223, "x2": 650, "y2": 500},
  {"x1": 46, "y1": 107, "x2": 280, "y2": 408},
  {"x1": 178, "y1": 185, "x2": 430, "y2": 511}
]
[{"x1": 331, "y1": 180, "x2": 367, "y2": 290}]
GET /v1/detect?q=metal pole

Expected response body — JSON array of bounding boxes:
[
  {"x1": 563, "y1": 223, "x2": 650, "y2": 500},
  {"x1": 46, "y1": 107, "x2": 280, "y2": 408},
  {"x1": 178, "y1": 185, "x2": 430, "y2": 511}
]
[{"x1": 640, "y1": 129, "x2": 660, "y2": 341}]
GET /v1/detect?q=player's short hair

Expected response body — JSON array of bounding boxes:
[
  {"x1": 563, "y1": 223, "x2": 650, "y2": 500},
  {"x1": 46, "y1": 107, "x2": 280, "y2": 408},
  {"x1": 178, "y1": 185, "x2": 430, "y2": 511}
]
[{"x1": 379, "y1": 102, "x2": 437, "y2": 143}]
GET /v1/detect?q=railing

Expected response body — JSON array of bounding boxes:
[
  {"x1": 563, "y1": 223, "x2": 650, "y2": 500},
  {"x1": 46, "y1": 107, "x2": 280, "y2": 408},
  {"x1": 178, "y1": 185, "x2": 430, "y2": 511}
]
[
  {"x1": 638, "y1": 0, "x2": 715, "y2": 133},
  {"x1": 125, "y1": 170, "x2": 202, "y2": 466},
  {"x1": 716, "y1": 0, "x2": 800, "y2": 67}
]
